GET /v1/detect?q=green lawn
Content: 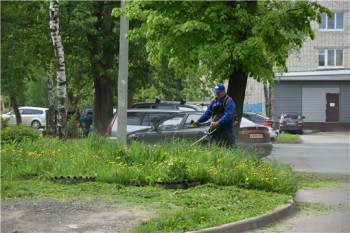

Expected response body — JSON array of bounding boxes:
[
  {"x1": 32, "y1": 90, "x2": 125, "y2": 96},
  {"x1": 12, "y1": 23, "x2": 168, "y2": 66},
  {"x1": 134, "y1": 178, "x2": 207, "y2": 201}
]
[{"x1": 1, "y1": 131, "x2": 299, "y2": 232}]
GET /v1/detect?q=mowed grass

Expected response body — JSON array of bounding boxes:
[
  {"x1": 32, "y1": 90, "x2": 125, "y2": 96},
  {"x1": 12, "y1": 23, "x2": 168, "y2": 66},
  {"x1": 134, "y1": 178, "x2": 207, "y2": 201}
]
[
  {"x1": 277, "y1": 132, "x2": 301, "y2": 142},
  {"x1": 1, "y1": 179, "x2": 292, "y2": 233},
  {"x1": 1, "y1": 133, "x2": 298, "y2": 232}
]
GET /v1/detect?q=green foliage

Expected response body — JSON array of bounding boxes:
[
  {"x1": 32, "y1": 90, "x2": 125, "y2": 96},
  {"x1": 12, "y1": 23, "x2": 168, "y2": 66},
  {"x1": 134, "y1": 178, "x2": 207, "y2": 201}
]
[
  {"x1": 1, "y1": 1, "x2": 52, "y2": 105},
  {"x1": 24, "y1": 68, "x2": 50, "y2": 107},
  {"x1": 1, "y1": 117, "x2": 10, "y2": 130},
  {"x1": 1, "y1": 125, "x2": 41, "y2": 145},
  {"x1": 67, "y1": 113, "x2": 80, "y2": 138},
  {"x1": 1, "y1": 137, "x2": 298, "y2": 195},
  {"x1": 121, "y1": 1, "x2": 328, "y2": 84}
]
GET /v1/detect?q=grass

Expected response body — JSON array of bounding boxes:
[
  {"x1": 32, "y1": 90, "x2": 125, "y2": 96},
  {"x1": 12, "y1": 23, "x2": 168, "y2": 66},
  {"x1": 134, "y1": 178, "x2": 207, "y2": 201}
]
[
  {"x1": 1, "y1": 132, "x2": 299, "y2": 232},
  {"x1": 1, "y1": 135, "x2": 298, "y2": 194},
  {"x1": 295, "y1": 172, "x2": 349, "y2": 189},
  {"x1": 1, "y1": 179, "x2": 292, "y2": 233},
  {"x1": 277, "y1": 132, "x2": 301, "y2": 142}
]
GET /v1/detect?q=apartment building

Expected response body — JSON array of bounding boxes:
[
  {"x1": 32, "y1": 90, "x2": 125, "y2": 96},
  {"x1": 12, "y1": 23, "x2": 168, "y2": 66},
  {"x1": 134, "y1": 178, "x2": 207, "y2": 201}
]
[{"x1": 274, "y1": 1, "x2": 350, "y2": 131}]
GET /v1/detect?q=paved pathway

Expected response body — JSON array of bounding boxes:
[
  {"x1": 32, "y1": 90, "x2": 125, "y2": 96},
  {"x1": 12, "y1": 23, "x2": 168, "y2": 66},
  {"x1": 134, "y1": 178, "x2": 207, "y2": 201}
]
[{"x1": 253, "y1": 132, "x2": 350, "y2": 233}]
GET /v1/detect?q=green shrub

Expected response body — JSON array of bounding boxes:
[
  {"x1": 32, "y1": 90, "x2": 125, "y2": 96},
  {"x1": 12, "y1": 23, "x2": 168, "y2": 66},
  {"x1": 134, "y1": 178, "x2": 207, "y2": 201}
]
[
  {"x1": 67, "y1": 113, "x2": 80, "y2": 138},
  {"x1": 1, "y1": 124, "x2": 41, "y2": 145},
  {"x1": 1, "y1": 117, "x2": 9, "y2": 130}
]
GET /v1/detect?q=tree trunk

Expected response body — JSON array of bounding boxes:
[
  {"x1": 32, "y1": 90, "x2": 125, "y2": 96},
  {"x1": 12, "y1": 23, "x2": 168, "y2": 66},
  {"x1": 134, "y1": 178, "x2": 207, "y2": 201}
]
[
  {"x1": 270, "y1": 85, "x2": 275, "y2": 121},
  {"x1": 47, "y1": 71, "x2": 56, "y2": 135},
  {"x1": 10, "y1": 95, "x2": 21, "y2": 125},
  {"x1": 88, "y1": 2, "x2": 115, "y2": 135},
  {"x1": 94, "y1": 78, "x2": 113, "y2": 135},
  {"x1": 49, "y1": 0, "x2": 67, "y2": 138},
  {"x1": 264, "y1": 83, "x2": 273, "y2": 118},
  {"x1": 226, "y1": 69, "x2": 248, "y2": 139},
  {"x1": 264, "y1": 84, "x2": 269, "y2": 117}
]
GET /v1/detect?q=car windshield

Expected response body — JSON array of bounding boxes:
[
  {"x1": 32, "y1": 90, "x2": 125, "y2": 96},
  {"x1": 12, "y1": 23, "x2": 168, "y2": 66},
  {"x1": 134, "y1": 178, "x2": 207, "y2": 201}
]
[
  {"x1": 240, "y1": 117, "x2": 257, "y2": 127},
  {"x1": 158, "y1": 115, "x2": 183, "y2": 131},
  {"x1": 284, "y1": 114, "x2": 300, "y2": 120}
]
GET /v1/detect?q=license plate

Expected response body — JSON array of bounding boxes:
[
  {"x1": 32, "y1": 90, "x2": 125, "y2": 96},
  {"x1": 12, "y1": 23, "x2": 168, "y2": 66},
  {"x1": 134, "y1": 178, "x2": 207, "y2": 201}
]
[
  {"x1": 250, "y1": 134, "x2": 263, "y2": 139},
  {"x1": 286, "y1": 122, "x2": 295, "y2": 125}
]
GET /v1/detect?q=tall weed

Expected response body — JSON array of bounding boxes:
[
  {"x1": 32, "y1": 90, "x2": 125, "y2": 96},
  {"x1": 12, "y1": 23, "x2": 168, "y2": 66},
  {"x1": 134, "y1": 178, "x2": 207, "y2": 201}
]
[{"x1": 1, "y1": 136, "x2": 298, "y2": 195}]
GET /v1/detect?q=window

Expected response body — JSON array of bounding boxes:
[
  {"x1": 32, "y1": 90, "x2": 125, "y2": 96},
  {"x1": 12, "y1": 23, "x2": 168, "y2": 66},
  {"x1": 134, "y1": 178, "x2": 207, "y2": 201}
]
[
  {"x1": 142, "y1": 113, "x2": 173, "y2": 126},
  {"x1": 318, "y1": 49, "x2": 343, "y2": 67},
  {"x1": 127, "y1": 112, "x2": 143, "y2": 125},
  {"x1": 319, "y1": 12, "x2": 344, "y2": 30},
  {"x1": 21, "y1": 109, "x2": 39, "y2": 115},
  {"x1": 158, "y1": 115, "x2": 184, "y2": 131}
]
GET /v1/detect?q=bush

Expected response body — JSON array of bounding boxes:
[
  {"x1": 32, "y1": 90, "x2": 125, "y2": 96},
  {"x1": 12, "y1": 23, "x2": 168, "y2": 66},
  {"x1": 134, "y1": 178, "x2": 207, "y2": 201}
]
[
  {"x1": 1, "y1": 124, "x2": 41, "y2": 145},
  {"x1": 67, "y1": 113, "x2": 80, "y2": 138},
  {"x1": 1, "y1": 117, "x2": 9, "y2": 130}
]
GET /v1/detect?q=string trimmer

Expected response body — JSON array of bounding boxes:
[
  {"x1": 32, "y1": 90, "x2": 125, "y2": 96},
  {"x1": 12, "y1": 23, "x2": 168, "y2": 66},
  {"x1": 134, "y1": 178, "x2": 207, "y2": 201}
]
[{"x1": 191, "y1": 122, "x2": 217, "y2": 146}]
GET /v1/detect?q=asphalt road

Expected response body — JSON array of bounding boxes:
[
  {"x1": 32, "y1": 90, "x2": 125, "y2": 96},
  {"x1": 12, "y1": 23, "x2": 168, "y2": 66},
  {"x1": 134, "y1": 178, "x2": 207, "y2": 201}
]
[
  {"x1": 270, "y1": 132, "x2": 350, "y2": 177},
  {"x1": 253, "y1": 132, "x2": 350, "y2": 233}
]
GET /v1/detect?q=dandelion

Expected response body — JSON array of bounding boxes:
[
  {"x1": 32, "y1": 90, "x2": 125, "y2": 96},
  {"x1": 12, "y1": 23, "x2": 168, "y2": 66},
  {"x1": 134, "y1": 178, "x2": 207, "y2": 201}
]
[{"x1": 28, "y1": 151, "x2": 36, "y2": 157}]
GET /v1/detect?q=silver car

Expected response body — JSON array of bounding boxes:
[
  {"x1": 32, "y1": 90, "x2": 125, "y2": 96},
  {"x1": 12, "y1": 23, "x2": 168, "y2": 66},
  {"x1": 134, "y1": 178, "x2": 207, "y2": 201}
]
[
  {"x1": 128, "y1": 113, "x2": 273, "y2": 156},
  {"x1": 107, "y1": 109, "x2": 183, "y2": 138},
  {"x1": 2, "y1": 106, "x2": 48, "y2": 129}
]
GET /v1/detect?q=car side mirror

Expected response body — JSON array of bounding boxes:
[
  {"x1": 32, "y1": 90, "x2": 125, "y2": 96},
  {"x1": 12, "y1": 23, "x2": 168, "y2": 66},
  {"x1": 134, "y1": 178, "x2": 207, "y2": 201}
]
[{"x1": 302, "y1": 116, "x2": 305, "y2": 119}]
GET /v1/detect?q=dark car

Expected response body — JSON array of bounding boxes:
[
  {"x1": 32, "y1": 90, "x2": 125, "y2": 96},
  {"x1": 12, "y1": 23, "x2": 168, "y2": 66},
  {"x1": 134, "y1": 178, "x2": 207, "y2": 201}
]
[
  {"x1": 131, "y1": 102, "x2": 204, "y2": 112},
  {"x1": 243, "y1": 112, "x2": 278, "y2": 142},
  {"x1": 128, "y1": 112, "x2": 273, "y2": 156},
  {"x1": 243, "y1": 112, "x2": 275, "y2": 129},
  {"x1": 278, "y1": 112, "x2": 305, "y2": 134}
]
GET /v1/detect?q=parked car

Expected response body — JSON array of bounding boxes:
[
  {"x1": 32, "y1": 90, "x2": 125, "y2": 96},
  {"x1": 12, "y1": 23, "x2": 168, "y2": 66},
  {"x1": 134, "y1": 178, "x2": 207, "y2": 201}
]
[
  {"x1": 1, "y1": 106, "x2": 48, "y2": 129},
  {"x1": 127, "y1": 112, "x2": 273, "y2": 156},
  {"x1": 107, "y1": 109, "x2": 183, "y2": 137},
  {"x1": 131, "y1": 102, "x2": 204, "y2": 112},
  {"x1": 243, "y1": 112, "x2": 278, "y2": 142},
  {"x1": 278, "y1": 112, "x2": 305, "y2": 134},
  {"x1": 243, "y1": 112, "x2": 275, "y2": 129},
  {"x1": 238, "y1": 117, "x2": 273, "y2": 155}
]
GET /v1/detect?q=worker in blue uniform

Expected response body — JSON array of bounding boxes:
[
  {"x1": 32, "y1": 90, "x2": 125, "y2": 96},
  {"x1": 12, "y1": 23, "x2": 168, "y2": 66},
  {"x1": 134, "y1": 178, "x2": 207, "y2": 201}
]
[{"x1": 193, "y1": 84, "x2": 236, "y2": 146}]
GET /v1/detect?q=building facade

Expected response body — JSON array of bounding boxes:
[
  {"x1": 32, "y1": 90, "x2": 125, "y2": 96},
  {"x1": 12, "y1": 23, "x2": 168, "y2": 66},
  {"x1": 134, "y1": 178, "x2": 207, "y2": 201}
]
[{"x1": 274, "y1": 0, "x2": 350, "y2": 131}]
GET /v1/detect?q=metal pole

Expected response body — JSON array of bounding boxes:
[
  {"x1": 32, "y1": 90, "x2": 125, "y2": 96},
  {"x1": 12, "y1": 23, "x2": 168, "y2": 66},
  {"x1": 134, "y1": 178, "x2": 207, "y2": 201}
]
[{"x1": 117, "y1": 0, "x2": 129, "y2": 145}]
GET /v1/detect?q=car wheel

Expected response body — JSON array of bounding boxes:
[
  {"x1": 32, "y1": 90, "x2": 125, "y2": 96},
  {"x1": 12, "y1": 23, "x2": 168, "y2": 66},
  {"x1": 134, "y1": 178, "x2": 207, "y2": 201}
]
[{"x1": 31, "y1": 120, "x2": 41, "y2": 129}]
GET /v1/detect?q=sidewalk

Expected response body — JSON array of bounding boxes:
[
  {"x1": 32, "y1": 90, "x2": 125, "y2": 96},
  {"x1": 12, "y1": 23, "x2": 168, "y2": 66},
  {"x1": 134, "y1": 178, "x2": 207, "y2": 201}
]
[{"x1": 253, "y1": 185, "x2": 350, "y2": 233}]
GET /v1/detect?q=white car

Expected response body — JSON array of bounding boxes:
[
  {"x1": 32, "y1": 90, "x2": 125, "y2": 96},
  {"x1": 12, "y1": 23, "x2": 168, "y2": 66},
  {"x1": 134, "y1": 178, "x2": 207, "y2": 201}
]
[
  {"x1": 268, "y1": 127, "x2": 278, "y2": 142},
  {"x1": 2, "y1": 106, "x2": 48, "y2": 129}
]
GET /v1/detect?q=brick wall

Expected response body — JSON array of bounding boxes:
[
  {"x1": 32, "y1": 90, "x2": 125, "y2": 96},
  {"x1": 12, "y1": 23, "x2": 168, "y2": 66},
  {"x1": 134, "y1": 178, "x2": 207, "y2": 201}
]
[{"x1": 287, "y1": 1, "x2": 350, "y2": 71}]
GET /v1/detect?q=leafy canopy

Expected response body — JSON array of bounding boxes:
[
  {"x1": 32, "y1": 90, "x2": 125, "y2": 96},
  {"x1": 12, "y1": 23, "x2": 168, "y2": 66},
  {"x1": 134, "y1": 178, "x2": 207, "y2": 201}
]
[{"x1": 120, "y1": 1, "x2": 328, "y2": 84}]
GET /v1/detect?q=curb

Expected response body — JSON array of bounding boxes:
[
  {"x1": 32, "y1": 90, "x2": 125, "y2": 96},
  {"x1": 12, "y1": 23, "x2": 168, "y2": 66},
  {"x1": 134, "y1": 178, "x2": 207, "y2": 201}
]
[{"x1": 186, "y1": 199, "x2": 295, "y2": 233}]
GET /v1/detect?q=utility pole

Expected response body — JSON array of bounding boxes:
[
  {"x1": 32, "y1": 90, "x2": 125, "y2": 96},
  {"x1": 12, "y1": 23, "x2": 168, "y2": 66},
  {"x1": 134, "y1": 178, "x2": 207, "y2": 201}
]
[{"x1": 117, "y1": 0, "x2": 129, "y2": 145}]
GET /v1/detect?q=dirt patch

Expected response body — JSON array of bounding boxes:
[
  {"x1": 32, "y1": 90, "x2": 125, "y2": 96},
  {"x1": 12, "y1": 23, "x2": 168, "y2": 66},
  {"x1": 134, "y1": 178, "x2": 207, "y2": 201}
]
[{"x1": 1, "y1": 199, "x2": 157, "y2": 233}]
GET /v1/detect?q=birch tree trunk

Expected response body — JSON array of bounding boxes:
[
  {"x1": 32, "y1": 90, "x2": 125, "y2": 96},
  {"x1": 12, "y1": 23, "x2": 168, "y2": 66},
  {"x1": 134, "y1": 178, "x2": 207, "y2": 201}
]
[
  {"x1": 49, "y1": 0, "x2": 67, "y2": 138},
  {"x1": 47, "y1": 71, "x2": 56, "y2": 135}
]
